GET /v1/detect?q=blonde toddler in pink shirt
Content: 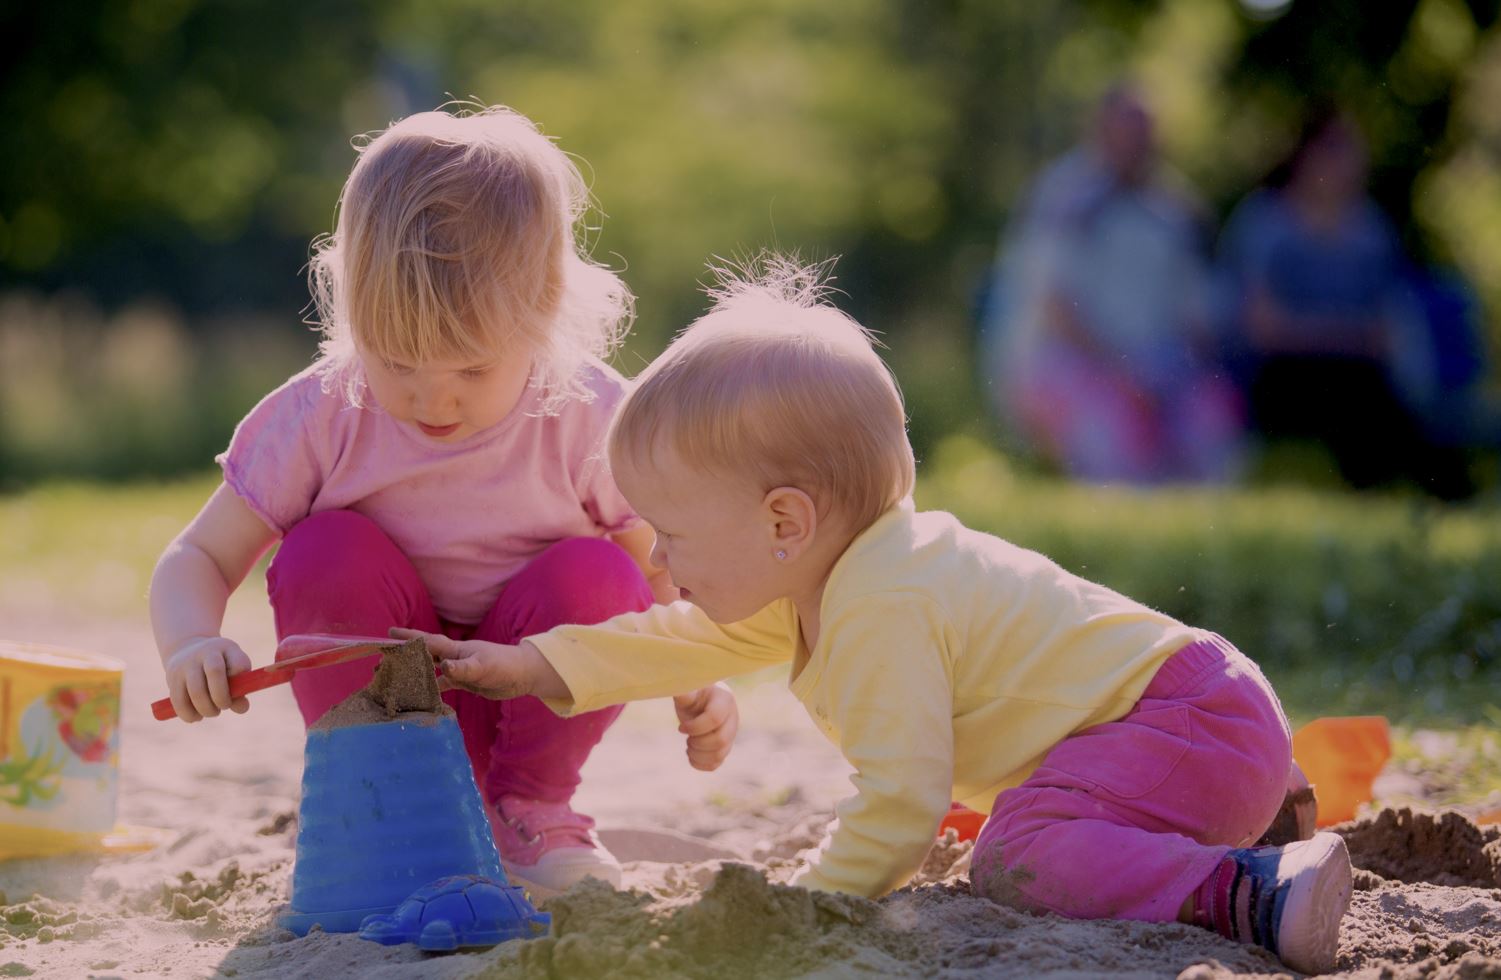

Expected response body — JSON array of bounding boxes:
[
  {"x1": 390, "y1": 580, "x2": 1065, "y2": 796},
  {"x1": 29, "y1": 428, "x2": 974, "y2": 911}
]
[{"x1": 149, "y1": 104, "x2": 738, "y2": 896}]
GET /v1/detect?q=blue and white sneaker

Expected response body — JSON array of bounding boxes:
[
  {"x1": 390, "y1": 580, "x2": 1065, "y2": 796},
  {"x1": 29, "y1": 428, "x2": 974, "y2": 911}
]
[{"x1": 1193, "y1": 831, "x2": 1353, "y2": 975}]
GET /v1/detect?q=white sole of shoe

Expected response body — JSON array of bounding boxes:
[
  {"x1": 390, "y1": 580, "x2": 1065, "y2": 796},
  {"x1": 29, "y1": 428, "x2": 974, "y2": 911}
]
[
  {"x1": 504, "y1": 858, "x2": 621, "y2": 900},
  {"x1": 1274, "y1": 831, "x2": 1353, "y2": 975},
  {"x1": 503, "y1": 869, "x2": 563, "y2": 902}
]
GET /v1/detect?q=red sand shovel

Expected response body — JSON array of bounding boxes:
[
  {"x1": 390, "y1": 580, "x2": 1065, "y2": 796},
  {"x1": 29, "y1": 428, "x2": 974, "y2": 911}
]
[{"x1": 150, "y1": 633, "x2": 401, "y2": 721}]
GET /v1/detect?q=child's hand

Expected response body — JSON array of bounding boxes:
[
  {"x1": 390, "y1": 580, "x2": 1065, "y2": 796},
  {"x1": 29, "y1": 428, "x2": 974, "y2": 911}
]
[
  {"x1": 163, "y1": 636, "x2": 252, "y2": 723},
  {"x1": 388, "y1": 628, "x2": 567, "y2": 701},
  {"x1": 672, "y1": 683, "x2": 739, "y2": 772}
]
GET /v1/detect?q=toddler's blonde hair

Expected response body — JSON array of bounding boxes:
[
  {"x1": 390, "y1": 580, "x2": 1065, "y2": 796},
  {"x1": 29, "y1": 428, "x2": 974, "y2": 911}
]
[
  {"x1": 612, "y1": 256, "x2": 915, "y2": 534},
  {"x1": 310, "y1": 104, "x2": 632, "y2": 411}
]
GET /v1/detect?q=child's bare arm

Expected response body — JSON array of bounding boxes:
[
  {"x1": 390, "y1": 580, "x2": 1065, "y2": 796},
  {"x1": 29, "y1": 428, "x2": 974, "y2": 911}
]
[{"x1": 150, "y1": 483, "x2": 279, "y2": 722}]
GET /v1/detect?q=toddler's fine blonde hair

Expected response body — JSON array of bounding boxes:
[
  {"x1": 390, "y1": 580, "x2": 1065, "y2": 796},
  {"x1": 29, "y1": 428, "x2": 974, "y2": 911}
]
[
  {"x1": 612, "y1": 256, "x2": 915, "y2": 534},
  {"x1": 309, "y1": 104, "x2": 632, "y2": 412}
]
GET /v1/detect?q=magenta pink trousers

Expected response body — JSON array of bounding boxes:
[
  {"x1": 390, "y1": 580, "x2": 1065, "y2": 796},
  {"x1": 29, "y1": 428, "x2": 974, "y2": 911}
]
[
  {"x1": 971, "y1": 637, "x2": 1293, "y2": 922},
  {"x1": 267, "y1": 510, "x2": 651, "y2": 806}
]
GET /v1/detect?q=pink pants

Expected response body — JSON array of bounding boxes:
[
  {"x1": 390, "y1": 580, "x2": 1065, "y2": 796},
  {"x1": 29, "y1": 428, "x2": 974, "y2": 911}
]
[
  {"x1": 971, "y1": 637, "x2": 1291, "y2": 922},
  {"x1": 266, "y1": 510, "x2": 651, "y2": 805}
]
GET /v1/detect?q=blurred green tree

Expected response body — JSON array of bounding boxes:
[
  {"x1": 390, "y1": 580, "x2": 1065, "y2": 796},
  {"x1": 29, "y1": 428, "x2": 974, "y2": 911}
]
[
  {"x1": 3, "y1": 0, "x2": 1501, "y2": 479},
  {"x1": 0, "y1": 0, "x2": 390, "y2": 310}
]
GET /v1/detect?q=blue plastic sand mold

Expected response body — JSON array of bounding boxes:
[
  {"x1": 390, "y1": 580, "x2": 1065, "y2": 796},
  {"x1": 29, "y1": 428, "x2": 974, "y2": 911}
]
[{"x1": 280, "y1": 716, "x2": 509, "y2": 935}]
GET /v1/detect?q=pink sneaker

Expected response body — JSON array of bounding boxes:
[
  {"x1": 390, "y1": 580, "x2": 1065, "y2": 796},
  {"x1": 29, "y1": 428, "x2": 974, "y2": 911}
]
[{"x1": 487, "y1": 794, "x2": 622, "y2": 897}]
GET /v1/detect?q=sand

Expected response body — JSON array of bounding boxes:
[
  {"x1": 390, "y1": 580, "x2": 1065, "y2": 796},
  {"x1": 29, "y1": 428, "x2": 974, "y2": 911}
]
[
  {"x1": 1337, "y1": 808, "x2": 1501, "y2": 889},
  {"x1": 3, "y1": 598, "x2": 1500, "y2": 979},
  {"x1": 309, "y1": 638, "x2": 449, "y2": 732}
]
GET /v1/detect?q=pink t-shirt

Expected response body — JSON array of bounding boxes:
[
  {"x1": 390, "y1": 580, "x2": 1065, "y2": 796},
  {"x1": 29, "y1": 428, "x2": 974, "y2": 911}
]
[{"x1": 217, "y1": 360, "x2": 639, "y2": 624}]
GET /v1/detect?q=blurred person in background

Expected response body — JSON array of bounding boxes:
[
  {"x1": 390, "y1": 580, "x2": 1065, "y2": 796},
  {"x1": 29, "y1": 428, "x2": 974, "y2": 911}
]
[
  {"x1": 1216, "y1": 106, "x2": 1478, "y2": 499},
  {"x1": 1402, "y1": 269, "x2": 1501, "y2": 486},
  {"x1": 983, "y1": 85, "x2": 1245, "y2": 484}
]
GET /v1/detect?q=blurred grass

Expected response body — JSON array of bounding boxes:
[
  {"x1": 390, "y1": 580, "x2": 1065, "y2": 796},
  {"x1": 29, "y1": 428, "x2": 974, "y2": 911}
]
[
  {"x1": 5, "y1": 436, "x2": 1501, "y2": 730},
  {"x1": 1387, "y1": 720, "x2": 1501, "y2": 808},
  {"x1": 0, "y1": 473, "x2": 222, "y2": 617}
]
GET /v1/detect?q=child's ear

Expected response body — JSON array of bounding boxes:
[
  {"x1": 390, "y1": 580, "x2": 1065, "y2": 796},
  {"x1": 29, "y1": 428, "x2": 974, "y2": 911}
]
[{"x1": 763, "y1": 486, "x2": 817, "y2": 561}]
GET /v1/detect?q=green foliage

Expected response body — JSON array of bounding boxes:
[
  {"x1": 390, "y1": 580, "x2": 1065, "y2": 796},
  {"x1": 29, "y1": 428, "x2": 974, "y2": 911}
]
[
  {"x1": 1, "y1": 0, "x2": 385, "y2": 264},
  {"x1": 918, "y1": 435, "x2": 1501, "y2": 724},
  {"x1": 5, "y1": 1, "x2": 1501, "y2": 482},
  {"x1": 401, "y1": 0, "x2": 965, "y2": 351}
]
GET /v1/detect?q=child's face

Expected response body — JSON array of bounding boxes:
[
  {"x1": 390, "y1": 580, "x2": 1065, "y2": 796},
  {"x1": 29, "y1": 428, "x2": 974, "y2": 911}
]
[
  {"x1": 612, "y1": 448, "x2": 793, "y2": 624},
  {"x1": 361, "y1": 350, "x2": 532, "y2": 441}
]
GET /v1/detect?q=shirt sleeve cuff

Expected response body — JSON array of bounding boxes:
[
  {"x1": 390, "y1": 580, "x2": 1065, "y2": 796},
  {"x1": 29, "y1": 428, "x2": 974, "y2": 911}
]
[
  {"x1": 527, "y1": 633, "x2": 595, "y2": 717},
  {"x1": 216, "y1": 454, "x2": 288, "y2": 535}
]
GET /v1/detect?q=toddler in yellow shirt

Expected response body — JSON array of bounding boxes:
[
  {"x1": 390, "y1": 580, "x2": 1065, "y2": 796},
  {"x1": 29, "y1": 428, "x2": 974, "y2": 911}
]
[{"x1": 394, "y1": 256, "x2": 1353, "y2": 974}]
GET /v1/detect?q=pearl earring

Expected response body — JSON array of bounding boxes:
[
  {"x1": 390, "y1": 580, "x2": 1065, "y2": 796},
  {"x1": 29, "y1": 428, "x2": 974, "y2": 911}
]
[{"x1": 775, "y1": 550, "x2": 788, "y2": 560}]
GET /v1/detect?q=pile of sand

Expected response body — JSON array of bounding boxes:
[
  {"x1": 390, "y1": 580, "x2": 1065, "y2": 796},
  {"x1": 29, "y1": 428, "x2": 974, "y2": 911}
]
[
  {"x1": 497, "y1": 858, "x2": 1286, "y2": 979},
  {"x1": 309, "y1": 638, "x2": 449, "y2": 731},
  {"x1": 1338, "y1": 807, "x2": 1501, "y2": 889}
]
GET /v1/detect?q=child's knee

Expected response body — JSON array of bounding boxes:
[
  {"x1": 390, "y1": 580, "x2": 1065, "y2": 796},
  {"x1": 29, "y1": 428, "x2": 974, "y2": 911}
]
[
  {"x1": 970, "y1": 834, "x2": 1050, "y2": 913},
  {"x1": 284, "y1": 509, "x2": 389, "y2": 553},
  {"x1": 270, "y1": 510, "x2": 401, "y2": 592},
  {"x1": 527, "y1": 537, "x2": 651, "y2": 621},
  {"x1": 970, "y1": 790, "x2": 1040, "y2": 908}
]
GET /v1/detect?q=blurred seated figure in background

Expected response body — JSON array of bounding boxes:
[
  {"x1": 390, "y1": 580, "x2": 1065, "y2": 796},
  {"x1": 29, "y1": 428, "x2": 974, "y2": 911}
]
[
  {"x1": 1216, "y1": 106, "x2": 1478, "y2": 499},
  {"x1": 983, "y1": 85, "x2": 1245, "y2": 484}
]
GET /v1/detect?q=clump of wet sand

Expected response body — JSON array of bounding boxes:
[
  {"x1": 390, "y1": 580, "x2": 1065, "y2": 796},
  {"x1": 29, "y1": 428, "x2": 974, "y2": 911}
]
[
  {"x1": 1259, "y1": 783, "x2": 1318, "y2": 847},
  {"x1": 915, "y1": 828, "x2": 973, "y2": 885},
  {"x1": 1336, "y1": 807, "x2": 1501, "y2": 888},
  {"x1": 309, "y1": 638, "x2": 450, "y2": 731},
  {"x1": 1332, "y1": 809, "x2": 1501, "y2": 976}
]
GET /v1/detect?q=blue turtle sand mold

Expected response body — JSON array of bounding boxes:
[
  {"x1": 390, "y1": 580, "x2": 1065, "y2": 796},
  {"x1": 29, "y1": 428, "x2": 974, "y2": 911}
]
[{"x1": 358, "y1": 874, "x2": 551, "y2": 951}]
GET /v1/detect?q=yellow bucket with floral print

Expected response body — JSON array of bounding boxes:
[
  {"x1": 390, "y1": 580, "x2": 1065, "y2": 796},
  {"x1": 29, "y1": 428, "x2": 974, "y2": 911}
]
[{"x1": 0, "y1": 640, "x2": 124, "y2": 859}]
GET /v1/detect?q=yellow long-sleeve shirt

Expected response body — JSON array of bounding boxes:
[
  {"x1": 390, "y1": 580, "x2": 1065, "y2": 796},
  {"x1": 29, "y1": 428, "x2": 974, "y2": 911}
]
[{"x1": 528, "y1": 501, "x2": 1199, "y2": 898}]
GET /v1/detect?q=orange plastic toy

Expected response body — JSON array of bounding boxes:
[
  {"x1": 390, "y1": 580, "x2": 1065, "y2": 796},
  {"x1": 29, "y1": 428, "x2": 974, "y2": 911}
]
[
  {"x1": 938, "y1": 803, "x2": 987, "y2": 841},
  {"x1": 1291, "y1": 716, "x2": 1390, "y2": 827}
]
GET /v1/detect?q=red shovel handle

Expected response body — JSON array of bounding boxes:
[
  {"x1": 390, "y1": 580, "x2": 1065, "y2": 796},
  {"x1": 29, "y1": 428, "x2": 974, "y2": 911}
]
[
  {"x1": 150, "y1": 663, "x2": 291, "y2": 721},
  {"x1": 150, "y1": 633, "x2": 396, "y2": 721}
]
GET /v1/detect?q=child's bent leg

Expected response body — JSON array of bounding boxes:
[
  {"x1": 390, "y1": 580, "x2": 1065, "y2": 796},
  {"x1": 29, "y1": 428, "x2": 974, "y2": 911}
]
[
  {"x1": 457, "y1": 536, "x2": 651, "y2": 805},
  {"x1": 267, "y1": 509, "x2": 441, "y2": 726},
  {"x1": 449, "y1": 536, "x2": 650, "y2": 894},
  {"x1": 971, "y1": 639, "x2": 1292, "y2": 923}
]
